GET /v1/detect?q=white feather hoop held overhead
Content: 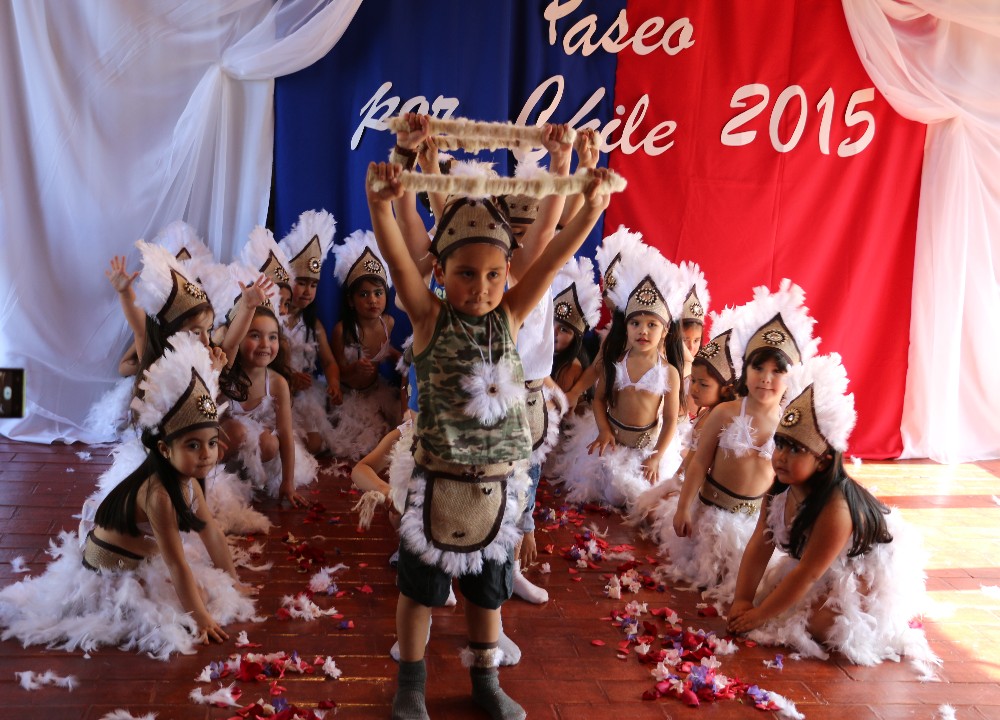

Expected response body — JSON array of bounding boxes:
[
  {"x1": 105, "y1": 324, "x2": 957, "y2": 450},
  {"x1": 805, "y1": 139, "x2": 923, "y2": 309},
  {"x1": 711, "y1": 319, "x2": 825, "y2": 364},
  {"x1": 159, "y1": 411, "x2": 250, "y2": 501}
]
[
  {"x1": 384, "y1": 115, "x2": 578, "y2": 152},
  {"x1": 778, "y1": 353, "x2": 856, "y2": 455},
  {"x1": 331, "y1": 229, "x2": 393, "y2": 291}
]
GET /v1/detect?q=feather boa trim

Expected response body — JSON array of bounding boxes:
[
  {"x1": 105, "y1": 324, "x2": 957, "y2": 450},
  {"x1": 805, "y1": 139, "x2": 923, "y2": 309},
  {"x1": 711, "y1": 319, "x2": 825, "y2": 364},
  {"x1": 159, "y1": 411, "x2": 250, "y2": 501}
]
[
  {"x1": 369, "y1": 166, "x2": 626, "y2": 198},
  {"x1": 396, "y1": 453, "x2": 530, "y2": 577},
  {"x1": 385, "y1": 115, "x2": 577, "y2": 149},
  {"x1": 530, "y1": 385, "x2": 568, "y2": 466}
]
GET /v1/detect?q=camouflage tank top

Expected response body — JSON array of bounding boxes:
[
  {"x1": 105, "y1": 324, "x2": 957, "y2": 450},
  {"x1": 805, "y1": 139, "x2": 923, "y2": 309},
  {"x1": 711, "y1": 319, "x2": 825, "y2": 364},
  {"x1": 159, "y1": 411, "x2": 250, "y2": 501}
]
[{"x1": 413, "y1": 302, "x2": 531, "y2": 466}]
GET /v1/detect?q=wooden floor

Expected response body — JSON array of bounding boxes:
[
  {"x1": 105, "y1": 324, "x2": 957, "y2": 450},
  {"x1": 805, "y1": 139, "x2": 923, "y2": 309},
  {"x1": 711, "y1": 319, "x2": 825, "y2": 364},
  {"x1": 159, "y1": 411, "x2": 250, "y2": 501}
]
[{"x1": 1, "y1": 439, "x2": 999, "y2": 720}]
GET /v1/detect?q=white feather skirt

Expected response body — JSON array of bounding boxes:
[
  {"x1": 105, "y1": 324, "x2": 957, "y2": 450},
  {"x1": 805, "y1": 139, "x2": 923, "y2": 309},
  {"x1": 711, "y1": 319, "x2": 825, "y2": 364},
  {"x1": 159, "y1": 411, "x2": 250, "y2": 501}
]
[
  {"x1": 0, "y1": 530, "x2": 256, "y2": 661},
  {"x1": 230, "y1": 405, "x2": 318, "y2": 499},
  {"x1": 746, "y1": 493, "x2": 939, "y2": 667},
  {"x1": 656, "y1": 493, "x2": 761, "y2": 604},
  {"x1": 327, "y1": 379, "x2": 399, "y2": 461},
  {"x1": 84, "y1": 377, "x2": 137, "y2": 443},
  {"x1": 204, "y1": 466, "x2": 272, "y2": 536},
  {"x1": 291, "y1": 382, "x2": 339, "y2": 453},
  {"x1": 544, "y1": 407, "x2": 670, "y2": 512}
]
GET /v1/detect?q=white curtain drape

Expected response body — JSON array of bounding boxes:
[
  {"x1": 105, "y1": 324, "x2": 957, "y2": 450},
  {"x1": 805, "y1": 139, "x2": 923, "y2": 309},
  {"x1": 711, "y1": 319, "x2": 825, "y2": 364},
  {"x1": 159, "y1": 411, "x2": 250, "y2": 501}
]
[
  {"x1": 0, "y1": 0, "x2": 362, "y2": 443},
  {"x1": 842, "y1": 0, "x2": 1000, "y2": 463}
]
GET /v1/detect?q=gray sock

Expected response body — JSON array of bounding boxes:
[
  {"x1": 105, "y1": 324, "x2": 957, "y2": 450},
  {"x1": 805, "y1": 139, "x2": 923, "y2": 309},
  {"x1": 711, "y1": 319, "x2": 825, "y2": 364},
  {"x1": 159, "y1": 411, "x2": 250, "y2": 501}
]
[
  {"x1": 392, "y1": 660, "x2": 429, "y2": 720},
  {"x1": 470, "y1": 668, "x2": 526, "y2": 720}
]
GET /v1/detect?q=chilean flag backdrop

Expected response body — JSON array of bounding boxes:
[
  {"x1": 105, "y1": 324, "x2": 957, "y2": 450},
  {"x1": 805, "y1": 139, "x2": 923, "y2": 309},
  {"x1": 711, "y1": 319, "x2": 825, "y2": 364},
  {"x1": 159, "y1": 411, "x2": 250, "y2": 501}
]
[{"x1": 274, "y1": 0, "x2": 926, "y2": 459}]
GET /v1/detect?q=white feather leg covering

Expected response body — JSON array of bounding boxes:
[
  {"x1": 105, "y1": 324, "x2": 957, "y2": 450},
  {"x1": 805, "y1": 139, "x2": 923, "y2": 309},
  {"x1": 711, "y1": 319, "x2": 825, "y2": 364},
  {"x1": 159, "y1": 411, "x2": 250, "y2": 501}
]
[
  {"x1": 292, "y1": 383, "x2": 339, "y2": 452},
  {"x1": 327, "y1": 380, "x2": 396, "y2": 461},
  {"x1": 656, "y1": 493, "x2": 762, "y2": 603},
  {"x1": 395, "y1": 450, "x2": 530, "y2": 578},
  {"x1": 0, "y1": 531, "x2": 256, "y2": 661},
  {"x1": 530, "y1": 384, "x2": 568, "y2": 467},
  {"x1": 746, "y1": 495, "x2": 939, "y2": 668},
  {"x1": 85, "y1": 377, "x2": 138, "y2": 443},
  {"x1": 230, "y1": 409, "x2": 318, "y2": 499},
  {"x1": 544, "y1": 408, "x2": 670, "y2": 512},
  {"x1": 204, "y1": 465, "x2": 272, "y2": 536}
]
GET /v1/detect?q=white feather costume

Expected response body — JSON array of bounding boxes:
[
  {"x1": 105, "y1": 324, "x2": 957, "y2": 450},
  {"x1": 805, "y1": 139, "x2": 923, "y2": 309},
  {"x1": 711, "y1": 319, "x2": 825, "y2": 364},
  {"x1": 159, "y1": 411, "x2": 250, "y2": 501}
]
[
  {"x1": 548, "y1": 250, "x2": 685, "y2": 512},
  {"x1": 277, "y1": 212, "x2": 340, "y2": 455},
  {"x1": 654, "y1": 283, "x2": 819, "y2": 603},
  {"x1": 327, "y1": 229, "x2": 399, "y2": 461},
  {"x1": 593, "y1": 225, "x2": 651, "y2": 306},
  {"x1": 1, "y1": 338, "x2": 256, "y2": 660},
  {"x1": 151, "y1": 220, "x2": 212, "y2": 268},
  {"x1": 743, "y1": 356, "x2": 937, "y2": 667}
]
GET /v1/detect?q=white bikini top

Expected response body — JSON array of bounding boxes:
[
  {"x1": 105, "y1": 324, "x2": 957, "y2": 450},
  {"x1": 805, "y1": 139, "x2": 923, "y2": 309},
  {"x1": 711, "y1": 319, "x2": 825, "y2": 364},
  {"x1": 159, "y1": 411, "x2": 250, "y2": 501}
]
[
  {"x1": 718, "y1": 397, "x2": 775, "y2": 459},
  {"x1": 345, "y1": 317, "x2": 393, "y2": 364},
  {"x1": 285, "y1": 315, "x2": 318, "y2": 374},
  {"x1": 614, "y1": 350, "x2": 670, "y2": 396},
  {"x1": 228, "y1": 370, "x2": 273, "y2": 418}
]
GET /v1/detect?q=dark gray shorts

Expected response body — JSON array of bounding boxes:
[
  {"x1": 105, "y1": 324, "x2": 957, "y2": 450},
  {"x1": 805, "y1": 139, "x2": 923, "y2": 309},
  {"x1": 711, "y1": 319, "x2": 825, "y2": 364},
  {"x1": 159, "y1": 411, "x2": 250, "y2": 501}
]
[{"x1": 396, "y1": 543, "x2": 514, "y2": 610}]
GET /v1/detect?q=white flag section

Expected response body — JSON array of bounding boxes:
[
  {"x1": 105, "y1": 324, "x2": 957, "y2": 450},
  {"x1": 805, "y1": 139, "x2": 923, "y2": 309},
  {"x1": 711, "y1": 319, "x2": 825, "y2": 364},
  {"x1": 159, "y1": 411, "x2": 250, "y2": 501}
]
[
  {"x1": 843, "y1": 0, "x2": 1000, "y2": 462},
  {"x1": 0, "y1": 0, "x2": 361, "y2": 443}
]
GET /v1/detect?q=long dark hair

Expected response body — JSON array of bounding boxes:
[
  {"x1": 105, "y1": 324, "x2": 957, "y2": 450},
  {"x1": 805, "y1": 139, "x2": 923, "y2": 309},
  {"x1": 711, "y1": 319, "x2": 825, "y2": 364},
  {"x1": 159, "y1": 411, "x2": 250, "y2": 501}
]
[
  {"x1": 94, "y1": 428, "x2": 206, "y2": 536},
  {"x1": 220, "y1": 305, "x2": 291, "y2": 402},
  {"x1": 341, "y1": 277, "x2": 389, "y2": 347},
  {"x1": 734, "y1": 347, "x2": 791, "y2": 398},
  {"x1": 776, "y1": 451, "x2": 892, "y2": 559},
  {"x1": 552, "y1": 321, "x2": 589, "y2": 382},
  {"x1": 600, "y1": 312, "x2": 685, "y2": 409},
  {"x1": 132, "y1": 308, "x2": 214, "y2": 406}
]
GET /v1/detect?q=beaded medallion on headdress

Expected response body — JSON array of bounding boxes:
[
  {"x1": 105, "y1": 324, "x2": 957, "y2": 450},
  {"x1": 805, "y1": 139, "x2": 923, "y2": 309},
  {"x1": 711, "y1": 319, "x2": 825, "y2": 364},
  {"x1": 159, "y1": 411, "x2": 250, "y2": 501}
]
[
  {"x1": 694, "y1": 329, "x2": 736, "y2": 387},
  {"x1": 776, "y1": 353, "x2": 855, "y2": 455},
  {"x1": 430, "y1": 197, "x2": 516, "y2": 260}
]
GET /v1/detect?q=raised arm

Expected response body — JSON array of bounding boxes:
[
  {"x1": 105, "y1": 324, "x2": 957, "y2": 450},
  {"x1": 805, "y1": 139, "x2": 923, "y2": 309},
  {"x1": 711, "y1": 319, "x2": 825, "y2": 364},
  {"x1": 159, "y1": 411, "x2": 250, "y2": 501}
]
[
  {"x1": 558, "y1": 128, "x2": 600, "y2": 229},
  {"x1": 503, "y1": 168, "x2": 611, "y2": 328},
  {"x1": 509, "y1": 125, "x2": 573, "y2": 282},
  {"x1": 106, "y1": 256, "x2": 147, "y2": 360},
  {"x1": 367, "y1": 162, "x2": 440, "y2": 345},
  {"x1": 390, "y1": 113, "x2": 435, "y2": 279},
  {"x1": 222, "y1": 275, "x2": 275, "y2": 367}
]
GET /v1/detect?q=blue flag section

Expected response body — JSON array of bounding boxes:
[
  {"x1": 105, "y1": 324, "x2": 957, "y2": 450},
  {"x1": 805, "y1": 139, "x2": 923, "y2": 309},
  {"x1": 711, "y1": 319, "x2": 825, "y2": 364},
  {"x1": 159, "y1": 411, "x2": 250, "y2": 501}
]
[{"x1": 274, "y1": 0, "x2": 624, "y2": 337}]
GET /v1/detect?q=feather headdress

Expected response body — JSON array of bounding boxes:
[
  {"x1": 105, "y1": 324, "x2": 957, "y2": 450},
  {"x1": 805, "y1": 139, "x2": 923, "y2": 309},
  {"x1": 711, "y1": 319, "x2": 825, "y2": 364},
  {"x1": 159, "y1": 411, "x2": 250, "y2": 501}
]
[
  {"x1": 279, "y1": 210, "x2": 336, "y2": 281},
  {"x1": 129, "y1": 332, "x2": 223, "y2": 441},
  {"x1": 332, "y1": 229, "x2": 392, "y2": 291},
  {"x1": 133, "y1": 240, "x2": 211, "y2": 328},
  {"x1": 695, "y1": 303, "x2": 741, "y2": 388},
  {"x1": 219, "y1": 262, "x2": 281, "y2": 323},
  {"x1": 606, "y1": 247, "x2": 685, "y2": 327},
  {"x1": 728, "y1": 278, "x2": 820, "y2": 378},
  {"x1": 239, "y1": 226, "x2": 292, "y2": 288},
  {"x1": 152, "y1": 220, "x2": 212, "y2": 266},
  {"x1": 187, "y1": 258, "x2": 234, "y2": 328},
  {"x1": 777, "y1": 353, "x2": 855, "y2": 454},
  {"x1": 677, "y1": 260, "x2": 710, "y2": 326},
  {"x1": 594, "y1": 225, "x2": 648, "y2": 307},
  {"x1": 552, "y1": 256, "x2": 602, "y2": 335},
  {"x1": 498, "y1": 159, "x2": 546, "y2": 225}
]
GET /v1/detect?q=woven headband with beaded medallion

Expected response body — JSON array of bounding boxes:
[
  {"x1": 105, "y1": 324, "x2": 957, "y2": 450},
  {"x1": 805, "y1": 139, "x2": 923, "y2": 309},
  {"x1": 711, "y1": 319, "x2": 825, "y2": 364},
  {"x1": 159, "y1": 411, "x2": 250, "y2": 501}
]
[
  {"x1": 743, "y1": 313, "x2": 801, "y2": 365},
  {"x1": 289, "y1": 235, "x2": 324, "y2": 280},
  {"x1": 160, "y1": 369, "x2": 220, "y2": 442},
  {"x1": 776, "y1": 385, "x2": 828, "y2": 456},
  {"x1": 158, "y1": 269, "x2": 211, "y2": 328},
  {"x1": 345, "y1": 247, "x2": 388, "y2": 289}
]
